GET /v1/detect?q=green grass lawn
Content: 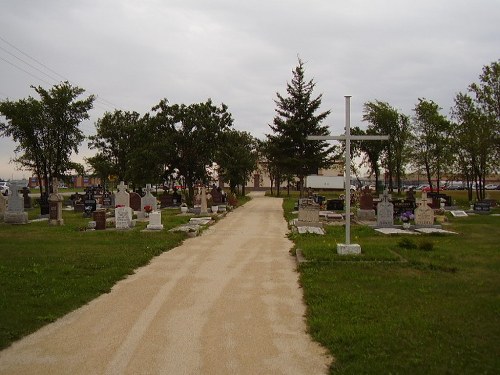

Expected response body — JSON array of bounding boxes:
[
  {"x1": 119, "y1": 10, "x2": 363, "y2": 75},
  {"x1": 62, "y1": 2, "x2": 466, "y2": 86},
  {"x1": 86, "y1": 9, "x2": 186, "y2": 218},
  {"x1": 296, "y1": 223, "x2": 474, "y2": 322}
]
[{"x1": 284, "y1": 196, "x2": 500, "y2": 374}]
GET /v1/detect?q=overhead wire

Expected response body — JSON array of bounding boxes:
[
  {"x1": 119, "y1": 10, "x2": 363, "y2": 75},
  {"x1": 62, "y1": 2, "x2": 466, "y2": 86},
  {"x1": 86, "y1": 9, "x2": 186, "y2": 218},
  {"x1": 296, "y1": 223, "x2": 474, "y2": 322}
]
[{"x1": 0, "y1": 35, "x2": 120, "y2": 112}]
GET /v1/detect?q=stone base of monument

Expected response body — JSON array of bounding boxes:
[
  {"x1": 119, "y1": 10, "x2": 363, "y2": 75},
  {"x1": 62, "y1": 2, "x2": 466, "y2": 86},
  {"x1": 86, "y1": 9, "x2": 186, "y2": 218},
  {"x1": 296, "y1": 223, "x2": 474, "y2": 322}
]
[
  {"x1": 356, "y1": 209, "x2": 376, "y2": 221},
  {"x1": 48, "y1": 218, "x2": 64, "y2": 226},
  {"x1": 295, "y1": 220, "x2": 324, "y2": 228},
  {"x1": 337, "y1": 243, "x2": 361, "y2": 255},
  {"x1": 146, "y1": 224, "x2": 164, "y2": 230},
  {"x1": 4, "y1": 212, "x2": 29, "y2": 224}
]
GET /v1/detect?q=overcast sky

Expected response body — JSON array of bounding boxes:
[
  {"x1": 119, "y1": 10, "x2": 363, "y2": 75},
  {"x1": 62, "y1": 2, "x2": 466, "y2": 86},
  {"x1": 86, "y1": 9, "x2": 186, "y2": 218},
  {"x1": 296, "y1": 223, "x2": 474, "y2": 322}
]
[{"x1": 1, "y1": 0, "x2": 499, "y2": 180}]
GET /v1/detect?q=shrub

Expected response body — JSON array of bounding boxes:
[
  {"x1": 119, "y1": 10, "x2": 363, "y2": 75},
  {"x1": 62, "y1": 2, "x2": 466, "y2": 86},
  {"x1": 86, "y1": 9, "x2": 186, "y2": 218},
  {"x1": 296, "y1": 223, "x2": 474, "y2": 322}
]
[
  {"x1": 398, "y1": 237, "x2": 417, "y2": 249},
  {"x1": 419, "y1": 240, "x2": 434, "y2": 251}
]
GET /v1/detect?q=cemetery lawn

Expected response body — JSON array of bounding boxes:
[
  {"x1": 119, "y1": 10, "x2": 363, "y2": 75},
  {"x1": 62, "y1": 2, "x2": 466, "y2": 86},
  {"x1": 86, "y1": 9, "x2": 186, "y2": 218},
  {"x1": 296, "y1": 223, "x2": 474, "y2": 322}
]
[
  {"x1": 284, "y1": 198, "x2": 500, "y2": 374},
  {"x1": 0, "y1": 208, "x2": 195, "y2": 350}
]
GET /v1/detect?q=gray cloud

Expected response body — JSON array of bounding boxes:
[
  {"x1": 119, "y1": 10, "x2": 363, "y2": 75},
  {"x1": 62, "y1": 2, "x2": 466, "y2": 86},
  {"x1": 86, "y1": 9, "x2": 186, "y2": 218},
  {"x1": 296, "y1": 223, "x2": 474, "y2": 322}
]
[{"x1": 1, "y1": 0, "x2": 499, "y2": 179}]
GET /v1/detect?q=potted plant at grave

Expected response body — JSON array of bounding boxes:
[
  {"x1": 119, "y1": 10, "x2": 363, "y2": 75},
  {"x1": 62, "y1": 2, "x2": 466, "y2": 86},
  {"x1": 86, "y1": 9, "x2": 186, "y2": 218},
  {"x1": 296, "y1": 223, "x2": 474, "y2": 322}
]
[
  {"x1": 400, "y1": 211, "x2": 414, "y2": 229},
  {"x1": 144, "y1": 205, "x2": 153, "y2": 217}
]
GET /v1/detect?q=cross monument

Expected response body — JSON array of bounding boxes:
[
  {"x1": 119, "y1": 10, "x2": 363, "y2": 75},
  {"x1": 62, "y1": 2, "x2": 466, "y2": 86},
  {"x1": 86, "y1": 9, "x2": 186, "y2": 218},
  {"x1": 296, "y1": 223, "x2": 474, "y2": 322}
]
[{"x1": 308, "y1": 96, "x2": 389, "y2": 254}]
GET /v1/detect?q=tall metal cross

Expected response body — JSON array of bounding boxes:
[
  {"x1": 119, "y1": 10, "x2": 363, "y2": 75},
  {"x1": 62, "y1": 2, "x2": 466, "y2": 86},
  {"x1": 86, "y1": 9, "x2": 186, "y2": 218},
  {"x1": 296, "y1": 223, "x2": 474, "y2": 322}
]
[{"x1": 308, "y1": 96, "x2": 389, "y2": 253}]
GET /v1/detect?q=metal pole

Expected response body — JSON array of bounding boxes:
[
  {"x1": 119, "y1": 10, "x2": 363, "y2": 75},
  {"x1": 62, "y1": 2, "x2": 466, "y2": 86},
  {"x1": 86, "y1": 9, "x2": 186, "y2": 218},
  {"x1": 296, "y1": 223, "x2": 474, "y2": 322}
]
[{"x1": 345, "y1": 95, "x2": 351, "y2": 245}]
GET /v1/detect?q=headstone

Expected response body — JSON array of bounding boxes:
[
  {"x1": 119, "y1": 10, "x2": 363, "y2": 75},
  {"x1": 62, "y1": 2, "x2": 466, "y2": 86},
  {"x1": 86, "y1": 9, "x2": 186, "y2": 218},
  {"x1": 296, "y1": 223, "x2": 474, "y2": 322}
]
[
  {"x1": 48, "y1": 178, "x2": 64, "y2": 225},
  {"x1": 414, "y1": 192, "x2": 434, "y2": 227},
  {"x1": 392, "y1": 200, "x2": 416, "y2": 216},
  {"x1": 473, "y1": 202, "x2": 491, "y2": 213},
  {"x1": 160, "y1": 193, "x2": 173, "y2": 208},
  {"x1": 359, "y1": 186, "x2": 374, "y2": 209},
  {"x1": 297, "y1": 200, "x2": 322, "y2": 228},
  {"x1": 114, "y1": 181, "x2": 130, "y2": 207},
  {"x1": 326, "y1": 199, "x2": 344, "y2": 211},
  {"x1": 129, "y1": 192, "x2": 141, "y2": 211},
  {"x1": 450, "y1": 210, "x2": 468, "y2": 217},
  {"x1": 146, "y1": 211, "x2": 164, "y2": 230},
  {"x1": 83, "y1": 189, "x2": 97, "y2": 217},
  {"x1": 0, "y1": 193, "x2": 7, "y2": 220},
  {"x1": 357, "y1": 186, "x2": 376, "y2": 221},
  {"x1": 4, "y1": 183, "x2": 28, "y2": 224},
  {"x1": 428, "y1": 192, "x2": 452, "y2": 208},
  {"x1": 377, "y1": 190, "x2": 394, "y2": 227},
  {"x1": 22, "y1": 187, "x2": 32, "y2": 209},
  {"x1": 102, "y1": 192, "x2": 112, "y2": 208},
  {"x1": 210, "y1": 186, "x2": 223, "y2": 205},
  {"x1": 115, "y1": 206, "x2": 133, "y2": 229},
  {"x1": 93, "y1": 209, "x2": 107, "y2": 230},
  {"x1": 200, "y1": 186, "x2": 208, "y2": 215},
  {"x1": 141, "y1": 184, "x2": 157, "y2": 213}
]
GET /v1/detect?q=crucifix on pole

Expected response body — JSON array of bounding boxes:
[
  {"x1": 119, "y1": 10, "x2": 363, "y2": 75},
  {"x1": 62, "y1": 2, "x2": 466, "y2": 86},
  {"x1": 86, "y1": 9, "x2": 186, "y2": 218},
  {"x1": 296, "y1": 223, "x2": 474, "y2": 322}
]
[{"x1": 308, "y1": 96, "x2": 389, "y2": 254}]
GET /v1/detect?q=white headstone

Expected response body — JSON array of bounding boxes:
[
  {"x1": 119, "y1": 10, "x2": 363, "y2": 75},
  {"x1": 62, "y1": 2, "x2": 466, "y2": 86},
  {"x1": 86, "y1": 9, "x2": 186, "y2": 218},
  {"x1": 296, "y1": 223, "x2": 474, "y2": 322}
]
[
  {"x1": 146, "y1": 211, "x2": 164, "y2": 230},
  {"x1": 4, "y1": 183, "x2": 28, "y2": 224},
  {"x1": 114, "y1": 181, "x2": 130, "y2": 207},
  {"x1": 115, "y1": 206, "x2": 133, "y2": 229},
  {"x1": 141, "y1": 184, "x2": 157, "y2": 213}
]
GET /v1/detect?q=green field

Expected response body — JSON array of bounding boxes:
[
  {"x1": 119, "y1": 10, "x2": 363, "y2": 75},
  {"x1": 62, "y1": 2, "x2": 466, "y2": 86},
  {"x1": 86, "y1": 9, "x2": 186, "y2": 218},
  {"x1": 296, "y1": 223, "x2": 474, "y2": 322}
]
[{"x1": 282, "y1": 193, "x2": 500, "y2": 374}]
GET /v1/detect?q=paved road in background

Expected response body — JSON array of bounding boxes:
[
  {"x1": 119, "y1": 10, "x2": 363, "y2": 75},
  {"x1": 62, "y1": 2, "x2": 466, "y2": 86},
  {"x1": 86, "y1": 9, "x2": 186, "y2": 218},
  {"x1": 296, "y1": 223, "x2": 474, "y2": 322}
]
[{"x1": 0, "y1": 192, "x2": 330, "y2": 374}]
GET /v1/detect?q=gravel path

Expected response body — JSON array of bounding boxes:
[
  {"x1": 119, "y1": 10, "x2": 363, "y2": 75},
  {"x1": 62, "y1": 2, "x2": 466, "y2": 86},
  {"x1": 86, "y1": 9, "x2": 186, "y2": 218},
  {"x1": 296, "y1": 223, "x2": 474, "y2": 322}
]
[{"x1": 0, "y1": 192, "x2": 331, "y2": 374}]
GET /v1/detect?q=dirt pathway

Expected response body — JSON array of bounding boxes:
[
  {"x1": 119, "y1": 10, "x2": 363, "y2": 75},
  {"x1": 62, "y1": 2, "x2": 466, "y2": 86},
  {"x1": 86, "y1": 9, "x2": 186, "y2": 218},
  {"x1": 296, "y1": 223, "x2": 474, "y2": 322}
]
[{"x1": 0, "y1": 192, "x2": 331, "y2": 374}]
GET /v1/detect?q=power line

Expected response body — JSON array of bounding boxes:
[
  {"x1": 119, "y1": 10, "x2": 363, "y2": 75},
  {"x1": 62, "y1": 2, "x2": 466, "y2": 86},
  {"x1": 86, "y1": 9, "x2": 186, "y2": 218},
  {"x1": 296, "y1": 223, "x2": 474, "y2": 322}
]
[
  {"x1": 0, "y1": 55, "x2": 53, "y2": 85},
  {"x1": 0, "y1": 35, "x2": 67, "y2": 81},
  {"x1": 0, "y1": 44, "x2": 61, "y2": 83},
  {"x1": 0, "y1": 35, "x2": 121, "y2": 111}
]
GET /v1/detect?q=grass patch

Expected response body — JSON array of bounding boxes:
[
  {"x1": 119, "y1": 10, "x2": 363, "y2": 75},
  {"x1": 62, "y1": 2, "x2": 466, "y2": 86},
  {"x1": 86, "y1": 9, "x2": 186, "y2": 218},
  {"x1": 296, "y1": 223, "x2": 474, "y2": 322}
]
[
  {"x1": 284, "y1": 196, "x2": 500, "y2": 374},
  {"x1": 0, "y1": 196, "x2": 248, "y2": 350}
]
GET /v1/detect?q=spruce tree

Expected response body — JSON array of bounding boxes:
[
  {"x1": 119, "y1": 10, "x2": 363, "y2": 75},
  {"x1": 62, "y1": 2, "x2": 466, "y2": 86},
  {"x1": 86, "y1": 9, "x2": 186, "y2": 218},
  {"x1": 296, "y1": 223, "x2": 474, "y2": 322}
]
[{"x1": 267, "y1": 58, "x2": 333, "y2": 195}]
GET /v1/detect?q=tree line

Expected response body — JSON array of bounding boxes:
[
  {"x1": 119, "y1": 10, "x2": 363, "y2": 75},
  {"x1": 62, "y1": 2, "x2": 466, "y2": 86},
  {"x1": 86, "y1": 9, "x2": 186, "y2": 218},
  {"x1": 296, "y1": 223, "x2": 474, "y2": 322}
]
[
  {"x1": 263, "y1": 59, "x2": 499, "y2": 201},
  {"x1": 1, "y1": 59, "x2": 498, "y2": 203}
]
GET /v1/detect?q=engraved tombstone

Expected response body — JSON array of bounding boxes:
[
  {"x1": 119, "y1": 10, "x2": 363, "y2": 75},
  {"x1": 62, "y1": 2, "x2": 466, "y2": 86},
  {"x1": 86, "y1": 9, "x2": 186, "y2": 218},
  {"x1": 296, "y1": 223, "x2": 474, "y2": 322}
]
[
  {"x1": 141, "y1": 184, "x2": 157, "y2": 213},
  {"x1": 4, "y1": 183, "x2": 28, "y2": 224},
  {"x1": 129, "y1": 192, "x2": 142, "y2": 211},
  {"x1": 414, "y1": 192, "x2": 434, "y2": 227},
  {"x1": 376, "y1": 190, "x2": 394, "y2": 227},
  {"x1": 115, "y1": 206, "x2": 133, "y2": 229},
  {"x1": 114, "y1": 181, "x2": 130, "y2": 207}
]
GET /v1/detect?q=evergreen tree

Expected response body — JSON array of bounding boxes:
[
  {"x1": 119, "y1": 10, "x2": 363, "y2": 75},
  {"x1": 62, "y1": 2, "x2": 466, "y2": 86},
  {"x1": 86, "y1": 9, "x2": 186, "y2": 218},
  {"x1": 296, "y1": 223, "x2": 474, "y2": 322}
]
[{"x1": 267, "y1": 58, "x2": 333, "y2": 196}]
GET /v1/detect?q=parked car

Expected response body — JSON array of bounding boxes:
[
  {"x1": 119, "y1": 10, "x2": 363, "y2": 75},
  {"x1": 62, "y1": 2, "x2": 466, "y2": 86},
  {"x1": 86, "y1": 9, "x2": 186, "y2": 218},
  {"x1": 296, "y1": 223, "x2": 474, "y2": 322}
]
[{"x1": 485, "y1": 184, "x2": 499, "y2": 190}]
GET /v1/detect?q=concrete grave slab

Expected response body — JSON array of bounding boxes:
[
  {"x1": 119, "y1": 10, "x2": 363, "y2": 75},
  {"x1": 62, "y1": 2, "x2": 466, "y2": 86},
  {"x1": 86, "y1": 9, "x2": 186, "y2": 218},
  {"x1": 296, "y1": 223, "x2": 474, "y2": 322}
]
[
  {"x1": 414, "y1": 228, "x2": 458, "y2": 234},
  {"x1": 297, "y1": 226, "x2": 325, "y2": 235},
  {"x1": 375, "y1": 228, "x2": 420, "y2": 235}
]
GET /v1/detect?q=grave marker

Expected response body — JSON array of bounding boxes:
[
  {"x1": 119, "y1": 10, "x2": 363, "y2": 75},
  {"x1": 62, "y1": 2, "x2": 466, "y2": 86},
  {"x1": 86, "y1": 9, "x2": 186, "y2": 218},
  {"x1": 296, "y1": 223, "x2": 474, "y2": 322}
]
[
  {"x1": 308, "y1": 96, "x2": 389, "y2": 254},
  {"x1": 4, "y1": 182, "x2": 28, "y2": 224},
  {"x1": 114, "y1": 181, "x2": 130, "y2": 207},
  {"x1": 414, "y1": 192, "x2": 434, "y2": 226},
  {"x1": 48, "y1": 178, "x2": 64, "y2": 225},
  {"x1": 115, "y1": 206, "x2": 133, "y2": 229},
  {"x1": 141, "y1": 184, "x2": 157, "y2": 213},
  {"x1": 377, "y1": 189, "x2": 394, "y2": 227}
]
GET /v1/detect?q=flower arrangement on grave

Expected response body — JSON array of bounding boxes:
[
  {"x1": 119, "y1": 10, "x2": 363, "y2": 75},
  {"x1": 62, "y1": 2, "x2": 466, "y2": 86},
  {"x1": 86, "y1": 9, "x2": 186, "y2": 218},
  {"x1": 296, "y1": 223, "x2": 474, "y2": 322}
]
[
  {"x1": 115, "y1": 204, "x2": 124, "y2": 208},
  {"x1": 144, "y1": 205, "x2": 153, "y2": 213},
  {"x1": 400, "y1": 211, "x2": 415, "y2": 223}
]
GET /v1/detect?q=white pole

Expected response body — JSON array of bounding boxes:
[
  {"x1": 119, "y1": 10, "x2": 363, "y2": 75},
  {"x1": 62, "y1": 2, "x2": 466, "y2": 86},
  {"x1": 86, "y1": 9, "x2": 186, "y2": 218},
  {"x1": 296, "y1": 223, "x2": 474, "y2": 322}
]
[{"x1": 345, "y1": 96, "x2": 351, "y2": 245}]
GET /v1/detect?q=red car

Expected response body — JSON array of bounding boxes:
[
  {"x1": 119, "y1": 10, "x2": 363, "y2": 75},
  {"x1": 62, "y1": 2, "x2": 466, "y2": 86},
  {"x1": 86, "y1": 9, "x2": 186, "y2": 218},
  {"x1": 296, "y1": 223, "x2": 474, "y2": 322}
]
[{"x1": 422, "y1": 185, "x2": 446, "y2": 192}]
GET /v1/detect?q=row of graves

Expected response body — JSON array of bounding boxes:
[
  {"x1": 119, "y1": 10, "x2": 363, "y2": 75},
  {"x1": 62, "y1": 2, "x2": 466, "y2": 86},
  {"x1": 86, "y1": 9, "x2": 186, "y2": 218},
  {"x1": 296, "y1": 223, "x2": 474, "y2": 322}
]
[{"x1": 291, "y1": 187, "x2": 498, "y2": 237}]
